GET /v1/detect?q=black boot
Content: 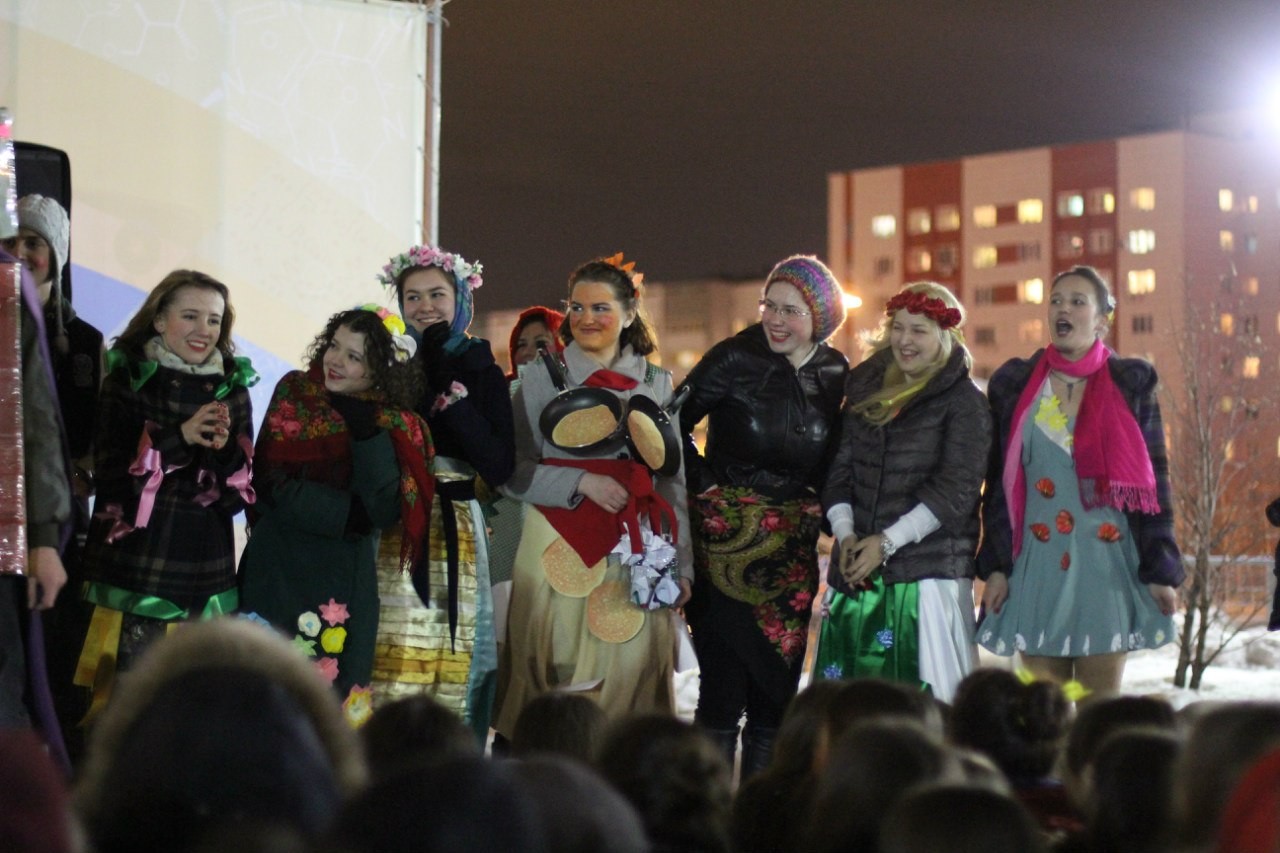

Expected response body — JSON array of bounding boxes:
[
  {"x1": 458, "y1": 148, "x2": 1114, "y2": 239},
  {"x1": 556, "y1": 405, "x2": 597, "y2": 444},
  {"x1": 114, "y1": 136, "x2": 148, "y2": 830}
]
[{"x1": 740, "y1": 725, "x2": 777, "y2": 781}]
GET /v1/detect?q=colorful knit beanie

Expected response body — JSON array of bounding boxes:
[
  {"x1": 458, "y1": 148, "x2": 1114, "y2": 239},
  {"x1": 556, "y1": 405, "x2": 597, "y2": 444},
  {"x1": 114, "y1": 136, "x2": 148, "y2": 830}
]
[{"x1": 764, "y1": 255, "x2": 845, "y2": 343}]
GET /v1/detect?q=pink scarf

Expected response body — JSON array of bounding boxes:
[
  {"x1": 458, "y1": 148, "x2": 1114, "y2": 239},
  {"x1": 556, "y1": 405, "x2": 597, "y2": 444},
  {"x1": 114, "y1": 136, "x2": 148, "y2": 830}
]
[{"x1": 1003, "y1": 338, "x2": 1159, "y2": 557}]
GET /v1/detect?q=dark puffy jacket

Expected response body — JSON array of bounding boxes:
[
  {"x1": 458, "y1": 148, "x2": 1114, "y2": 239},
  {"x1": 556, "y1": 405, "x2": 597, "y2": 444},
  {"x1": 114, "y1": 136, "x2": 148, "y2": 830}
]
[
  {"x1": 977, "y1": 349, "x2": 1184, "y2": 587},
  {"x1": 821, "y1": 346, "x2": 992, "y2": 584},
  {"x1": 678, "y1": 324, "x2": 847, "y2": 501}
]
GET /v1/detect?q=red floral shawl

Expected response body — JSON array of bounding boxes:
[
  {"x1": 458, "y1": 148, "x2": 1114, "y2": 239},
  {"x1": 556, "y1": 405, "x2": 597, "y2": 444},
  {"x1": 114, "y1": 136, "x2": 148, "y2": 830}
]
[{"x1": 253, "y1": 366, "x2": 434, "y2": 573}]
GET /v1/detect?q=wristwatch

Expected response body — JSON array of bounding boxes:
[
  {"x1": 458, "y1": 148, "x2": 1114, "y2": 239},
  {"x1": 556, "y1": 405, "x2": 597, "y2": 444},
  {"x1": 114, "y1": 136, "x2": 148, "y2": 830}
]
[{"x1": 879, "y1": 534, "x2": 898, "y2": 565}]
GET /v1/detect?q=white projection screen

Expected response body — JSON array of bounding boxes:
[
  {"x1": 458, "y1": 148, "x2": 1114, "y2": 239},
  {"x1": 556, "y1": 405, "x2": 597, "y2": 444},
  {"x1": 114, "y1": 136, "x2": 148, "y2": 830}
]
[{"x1": 0, "y1": 0, "x2": 430, "y2": 427}]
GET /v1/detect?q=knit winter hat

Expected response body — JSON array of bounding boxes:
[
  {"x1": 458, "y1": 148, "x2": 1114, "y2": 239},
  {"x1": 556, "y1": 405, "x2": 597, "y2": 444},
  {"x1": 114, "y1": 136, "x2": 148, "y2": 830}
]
[
  {"x1": 764, "y1": 255, "x2": 846, "y2": 343},
  {"x1": 17, "y1": 194, "x2": 69, "y2": 286}
]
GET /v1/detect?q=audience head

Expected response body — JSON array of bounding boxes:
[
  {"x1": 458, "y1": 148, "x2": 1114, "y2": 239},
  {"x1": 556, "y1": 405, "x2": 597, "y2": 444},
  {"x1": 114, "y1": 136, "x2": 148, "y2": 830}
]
[
  {"x1": 508, "y1": 756, "x2": 649, "y2": 853},
  {"x1": 949, "y1": 668, "x2": 1070, "y2": 782},
  {"x1": 817, "y1": 677, "x2": 943, "y2": 771},
  {"x1": 74, "y1": 618, "x2": 365, "y2": 853},
  {"x1": 116, "y1": 269, "x2": 236, "y2": 361},
  {"x1": 0, "y1": 729, "x2": 78, "y2": 853},
  {"x1": 879, "y1": 784, "x2": 1047, "y2": 853},
  {"x1": 1085, "y1": 727, "x2": 1181, "y2": 853},
  {"x1": 360, "y1": 694, "x2": 479, "y2": 783},
  {"x1": 801, "y1": 717, "x2": 962, "y2": 853},
  {"x1": 597, "y1": 713, "x2": 734, "y2": 853},
  {"x1": 756, "y1": 678, "x2": 844, "y2": 781},
  {"x1": 1175, "y1": 701, "x2": 1280, "y2": 850},
  {"x1": 1063, "y1": 694, "x2": 1177, "y2": 805},
  {"x1": 511, "y1": 691, "x2": 608, "y2": 764},
  {"x1": 333, "y1": 756, "x2": 546, "y2": 853}
]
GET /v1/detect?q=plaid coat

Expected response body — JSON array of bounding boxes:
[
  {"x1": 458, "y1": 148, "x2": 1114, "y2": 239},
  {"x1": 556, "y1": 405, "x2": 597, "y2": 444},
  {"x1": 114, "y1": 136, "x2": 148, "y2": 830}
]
[
  {"x1": 977, "y1": 349, "x2": 1184, "y2": 587},
  {"x1": 82, "y1": 351, "x2": 255, "y2": 610}
]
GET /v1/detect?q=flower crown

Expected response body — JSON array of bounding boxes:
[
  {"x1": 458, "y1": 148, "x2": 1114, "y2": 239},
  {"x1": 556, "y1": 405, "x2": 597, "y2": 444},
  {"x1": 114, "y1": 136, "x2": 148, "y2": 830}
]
[
  {"x1": 602, "y1": 252, "x2": 644, "y2": 294},
  {"x1": 377, "y1": 245, "x2": 483, "y2": 293},
  {"x1": 357, "y1": 303, "x2": 417, "y2": 364},
  {"x1": 885, "y1": 290, "x2": 962, "y2": 330}
]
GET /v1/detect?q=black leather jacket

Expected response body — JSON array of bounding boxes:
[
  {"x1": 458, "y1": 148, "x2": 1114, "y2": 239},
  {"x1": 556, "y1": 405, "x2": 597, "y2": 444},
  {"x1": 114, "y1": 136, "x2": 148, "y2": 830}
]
[{"x1": 678, "y1": 324, "x2": 847, "y2": 500}]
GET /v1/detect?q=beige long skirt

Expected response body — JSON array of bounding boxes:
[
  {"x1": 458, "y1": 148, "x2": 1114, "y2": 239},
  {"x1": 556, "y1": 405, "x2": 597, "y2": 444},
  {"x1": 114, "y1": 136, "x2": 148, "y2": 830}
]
[{"x1": 493, "y1": 507, "x2": 675, "y2": 736}]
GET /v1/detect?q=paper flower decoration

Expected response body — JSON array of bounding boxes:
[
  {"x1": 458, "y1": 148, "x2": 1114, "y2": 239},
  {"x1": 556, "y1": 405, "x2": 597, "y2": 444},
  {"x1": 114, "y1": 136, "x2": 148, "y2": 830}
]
[
  {"x1": 320, "y1": 598, "x2": 351, "y2": 626},
  {"x1": 343, "y1": 685, "x2": 374, "y2": 728},
  {"x1": 321, "y1": 626, "x2": 348, "y2": 654},
  {"x1": 291, "y1": 635, "x2": 318, "y2": 657},
  {"x1": 297, "y1": 611, "x2": 321, "y2": 637},
  {"x1": 314, "y1": 656, "x2": 339, "y2": 683}
]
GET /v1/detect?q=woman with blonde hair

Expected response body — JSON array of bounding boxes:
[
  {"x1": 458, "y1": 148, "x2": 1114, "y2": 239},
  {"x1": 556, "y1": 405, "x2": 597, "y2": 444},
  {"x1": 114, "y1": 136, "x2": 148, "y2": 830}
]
[{"x1": 815, "y1": 281, "x2": 990, "y2": 701}]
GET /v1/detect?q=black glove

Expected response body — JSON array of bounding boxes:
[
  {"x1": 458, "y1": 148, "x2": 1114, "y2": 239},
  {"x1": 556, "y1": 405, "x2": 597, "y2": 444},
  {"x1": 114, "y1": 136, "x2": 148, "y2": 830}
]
[
  {"x1": 418, "y1": 322, "x2": 455, "y2": 395},
  {"x1": 330, "y1": 393, "x2": 379, "y2": 441}
]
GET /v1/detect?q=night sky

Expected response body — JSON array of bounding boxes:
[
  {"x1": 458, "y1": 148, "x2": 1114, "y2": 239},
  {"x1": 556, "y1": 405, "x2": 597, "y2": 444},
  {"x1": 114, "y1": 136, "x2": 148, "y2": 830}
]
[{"x1": 435, "y1": 1, "x2": 1280, "y2": 311}]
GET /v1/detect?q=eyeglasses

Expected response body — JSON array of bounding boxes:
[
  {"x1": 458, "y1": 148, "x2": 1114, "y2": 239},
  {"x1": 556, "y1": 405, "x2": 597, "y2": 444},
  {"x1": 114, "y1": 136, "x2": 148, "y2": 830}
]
[{"x1": 758, "y1": 299, "x2": 810, "y2": 319}]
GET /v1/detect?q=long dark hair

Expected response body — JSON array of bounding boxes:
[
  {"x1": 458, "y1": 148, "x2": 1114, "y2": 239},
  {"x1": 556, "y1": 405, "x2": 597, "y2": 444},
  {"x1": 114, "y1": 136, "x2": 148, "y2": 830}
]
[
  {"x1": 559, "y1": 258, "x2": 659, "y2": 356},
  {"x1": 305, "y1": 309, "x2": 424, "y2": 410},
  {"x1": 115, "y1": 270, "x2": 236, "y2": 359}
]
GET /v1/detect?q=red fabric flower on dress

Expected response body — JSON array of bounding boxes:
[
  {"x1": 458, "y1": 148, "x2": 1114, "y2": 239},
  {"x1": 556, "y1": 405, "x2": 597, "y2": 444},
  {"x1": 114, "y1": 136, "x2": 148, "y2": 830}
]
[
  {"x1": 1061, "y1": 552, "x2": 1071, "y2": 571},
  {"x1": 1056, "y1": 510, "x2": 1074, "y2": 534},
  {"x1": 1097, "y1": 523, "x2": 1123, "y2": 542},
  {"x1": 1030, "y1": 523, "x2": 1051, "y2": 542},
  {"x1": 1035, "y1": 478, "x2": 1056, "y2": 498}
]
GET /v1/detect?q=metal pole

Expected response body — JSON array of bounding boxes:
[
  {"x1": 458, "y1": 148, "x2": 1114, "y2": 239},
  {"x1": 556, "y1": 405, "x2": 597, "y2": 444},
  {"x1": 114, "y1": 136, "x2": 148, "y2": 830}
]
[{"x1": 423, "y1": 0, "x2": 445, "y2": 245}]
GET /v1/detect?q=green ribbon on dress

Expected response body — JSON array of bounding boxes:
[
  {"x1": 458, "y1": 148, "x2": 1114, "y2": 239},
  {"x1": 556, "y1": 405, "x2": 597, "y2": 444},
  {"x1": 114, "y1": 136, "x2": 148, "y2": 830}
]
[
  {"x1": 84, "y1": 580, "x2": 239, "y2": 620},
  {"x1": 214, "y1": 356, "x2": 260, "y2": 399},
  {"x1": 815, "y1": 575, "x2": 926, "y2": 691}
]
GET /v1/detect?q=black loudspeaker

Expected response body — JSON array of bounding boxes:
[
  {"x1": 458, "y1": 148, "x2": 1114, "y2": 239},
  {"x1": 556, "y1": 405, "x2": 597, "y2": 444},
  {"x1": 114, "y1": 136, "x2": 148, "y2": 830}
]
[{"x1": 14, "y1": 141, "x2": 73, "y2": 301}]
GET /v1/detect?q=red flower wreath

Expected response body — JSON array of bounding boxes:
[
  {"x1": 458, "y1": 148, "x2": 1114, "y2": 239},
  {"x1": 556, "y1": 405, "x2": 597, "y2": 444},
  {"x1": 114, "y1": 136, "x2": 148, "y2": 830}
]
[{"x1": 885, "y1": 291, "x2": 962, "y2": 329}]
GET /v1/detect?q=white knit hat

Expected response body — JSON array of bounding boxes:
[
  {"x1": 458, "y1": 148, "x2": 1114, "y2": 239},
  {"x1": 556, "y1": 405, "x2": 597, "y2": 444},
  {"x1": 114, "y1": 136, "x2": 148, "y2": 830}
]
[{"x1": 16, "y1": 194, "x2": 69, "y2": 285}]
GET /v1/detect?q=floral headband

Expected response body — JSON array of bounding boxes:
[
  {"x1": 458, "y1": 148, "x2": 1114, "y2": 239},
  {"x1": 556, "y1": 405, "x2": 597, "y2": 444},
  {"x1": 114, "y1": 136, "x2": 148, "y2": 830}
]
[
  {"x1": 377, "y1": 245, "x2": 483, "y2": 293},
  {"x1": 357, "y1": 303, "x2": 417, "y2": 364},
  {"x1": 885, "y1": 290, "x2": 962, "y2": 330}
]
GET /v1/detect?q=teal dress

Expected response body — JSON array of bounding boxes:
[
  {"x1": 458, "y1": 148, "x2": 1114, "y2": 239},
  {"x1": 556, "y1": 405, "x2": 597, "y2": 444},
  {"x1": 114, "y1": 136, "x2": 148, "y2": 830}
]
[{"x1": 978, "y1": 387, "x2": 1173, "y2": 657}]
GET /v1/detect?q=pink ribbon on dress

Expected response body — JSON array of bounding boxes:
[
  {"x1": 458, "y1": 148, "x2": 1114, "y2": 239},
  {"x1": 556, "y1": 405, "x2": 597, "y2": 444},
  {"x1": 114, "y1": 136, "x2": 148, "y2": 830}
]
[
  {"x1": 128, "y1": 423, "x2": 186, "y2": 531},
  {"x1": 224, "y1": 434, "x2": 256, "y2": 506},
  {"x1": 94, "y1": 503, "x2": 135, "y2": 543}
]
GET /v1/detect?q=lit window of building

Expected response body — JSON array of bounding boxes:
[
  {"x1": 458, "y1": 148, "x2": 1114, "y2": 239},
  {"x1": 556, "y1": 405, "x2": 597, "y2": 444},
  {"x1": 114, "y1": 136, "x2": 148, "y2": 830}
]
[
  {"x1": 1219, "y1": 230, "x2": 1234, "y2": 252},
  {"x1": 907, "y1": 208, "x2": 931, "y2": 235},
  {"x1": 871, "y1": 215, "x2": 896, "y2": 238},
  {"x1": 1219, "y1": 188, "x2": 1235, "y2": 212},
  {"x1": 906, "y1": 247, "x2": 932, "y2": 274},
  {"x1": 1127, "y1": 269, "x2": 1155, "y2": 296},
  {"x1": 676, "y1": 350, "x2": 700, "y2": 370},
  {"x1": 1224, "y1": 439, "x2": 1234, "y2": 460},
  {"x1": 1220, "y1": 313, "x2": 1234, "y2": 335},
  {"x1": 1019, "y1": 319, "x2": 1043, "y2": 343},
  {"x1": 1018, "y1": 199, "x2": 1044, "y2": 223},
  {"x1": 1130, "y1": 187, "x2": 1156, "y2": 210},
  {"x1": 935, "y1": 204, "x2": 960, "y2": 231},
  {"x1": 973, "y1": 245, "x2": 998, "y2": 268},
  {"x1": 1019, "y1": 278, "x2": 1044, "y2": 304},
  {"x1": 1088, "y1": 188, "x2": 1116, "y2": 214},
  {"x1": 1132, "y1": 315, "x2": 1154, "y2": 334},
  {"x1": 1248, "y1": 195, "x2": 1260, "y2": 213},
  {"x1": 1056, "y1": 233, "x2": 1084, "y2": 259},
  {"x1": 1245, "y1": 276, "x2": 1259, "y2": 295},
  {"x1": 973, "y1": 205, "x2": 997, "y2": 228},
  {"x1": 1057, "y1": 192, "x2": 1084, "y2": 217},
  {"x1": 1220, "y1": 396, "x2": 1234, "y2": 413},
  {"x1": 1088, "y1": 229, "x2": 1114, "y2": 254},
  {"x1": 1243, "y1": 356, "x2": 1260, "y2": 379},
  {"x1": 1128, "y1": 229, "x2": 1156, "y2": 254}
]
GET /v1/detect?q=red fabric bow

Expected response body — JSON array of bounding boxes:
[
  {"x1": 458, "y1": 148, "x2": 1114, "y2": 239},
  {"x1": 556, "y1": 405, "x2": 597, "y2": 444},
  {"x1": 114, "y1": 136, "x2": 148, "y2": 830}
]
[{"x1": 583, "y1": 370, "x2": 638, "y2": 391}]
